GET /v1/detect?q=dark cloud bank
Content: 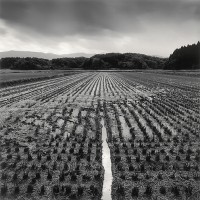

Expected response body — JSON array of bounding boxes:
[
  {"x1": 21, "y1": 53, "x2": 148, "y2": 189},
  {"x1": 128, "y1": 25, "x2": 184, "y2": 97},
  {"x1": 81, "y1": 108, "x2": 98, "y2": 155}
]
[{"x1": 0, "y1": 0, "x2": 199, "y2": 56}]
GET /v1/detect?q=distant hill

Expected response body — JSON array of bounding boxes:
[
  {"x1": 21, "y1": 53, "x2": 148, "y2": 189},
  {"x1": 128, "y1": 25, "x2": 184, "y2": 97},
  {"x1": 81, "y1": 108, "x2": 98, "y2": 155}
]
[
  {"x1": 0, "y1": 51, "x2": 93, "y2": 59},
  {"x1": 81, "y1": 53, "x2": 167, "y2": 69},
  {"x1": 1, "y1": 42, "x2": 199, "y2": 70},
  {"x1": 0, "y1": 53, "x2": 167, "y2": 70},
  {"x1": 0, "y1": 57, "x2": 89, "y2": 70}
]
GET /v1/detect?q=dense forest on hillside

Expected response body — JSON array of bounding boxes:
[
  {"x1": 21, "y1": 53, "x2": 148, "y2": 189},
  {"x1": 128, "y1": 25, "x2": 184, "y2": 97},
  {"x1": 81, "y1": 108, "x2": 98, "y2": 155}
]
[
  {"x1": 0, "y1": 57, "x2": 87, "y2": 70},
  {"x1": 0, "y1": 54, "x2": 166, "y2": 70},
  {"x1": 81, "y1": 53, "x2": 166, "y2": 69},
  {"x1": 164, "y1": 42, "x2": 200, "y2": 70},
  {"x1": 0, "y1": 57, "x2": 51, "y2": 70},
  {"x1": 0, "y1": 42, "x2": 199, "y2": 70},
  {"x1": 51, "y1": 57, "x2": 87, "y2": 69}
]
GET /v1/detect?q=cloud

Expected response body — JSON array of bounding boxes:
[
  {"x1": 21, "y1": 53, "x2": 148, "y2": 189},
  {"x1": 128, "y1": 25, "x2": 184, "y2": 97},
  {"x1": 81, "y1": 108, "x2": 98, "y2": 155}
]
[
  {"x1": 0, "y1": 0, "x2": 199, "y2": 37},
  {"x1": 0, "y1": 27, "x2": 7, "y2": 35},
  {"x1": 0, "y1": 0, "x2": 199, "y2": 56}
]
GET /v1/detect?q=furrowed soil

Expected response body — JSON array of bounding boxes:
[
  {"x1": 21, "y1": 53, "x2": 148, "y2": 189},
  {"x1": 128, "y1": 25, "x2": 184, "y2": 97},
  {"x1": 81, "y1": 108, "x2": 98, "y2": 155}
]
[{"x1": 0, "y1": 71, "x2": 199, "y2": 200}]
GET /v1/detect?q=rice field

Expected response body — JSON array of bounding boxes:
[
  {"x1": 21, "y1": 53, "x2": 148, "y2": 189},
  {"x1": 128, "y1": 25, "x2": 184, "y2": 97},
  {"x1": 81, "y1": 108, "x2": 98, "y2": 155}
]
[{"x1": 0, "y1": 71, "x2": 199, "y2": 200}]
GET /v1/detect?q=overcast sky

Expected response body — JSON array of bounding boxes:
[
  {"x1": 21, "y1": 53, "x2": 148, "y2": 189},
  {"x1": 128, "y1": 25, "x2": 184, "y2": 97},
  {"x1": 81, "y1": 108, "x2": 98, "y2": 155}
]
[{"x1": 0, "y1": 0, "x2": 199, "y2": 57}]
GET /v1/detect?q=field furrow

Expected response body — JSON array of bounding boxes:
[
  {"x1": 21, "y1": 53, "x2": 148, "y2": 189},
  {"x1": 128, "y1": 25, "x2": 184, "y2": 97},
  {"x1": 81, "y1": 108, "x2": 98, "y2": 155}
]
[{"x1": 0, "y1": 71, "x2": 199, "y2": 200}]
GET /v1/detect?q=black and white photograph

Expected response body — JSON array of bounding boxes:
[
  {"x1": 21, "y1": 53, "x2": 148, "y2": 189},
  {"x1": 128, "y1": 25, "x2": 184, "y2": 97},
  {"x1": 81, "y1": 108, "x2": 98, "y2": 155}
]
[{"x1": 0, "y1": 0, "x2": 199, "y2": 199}]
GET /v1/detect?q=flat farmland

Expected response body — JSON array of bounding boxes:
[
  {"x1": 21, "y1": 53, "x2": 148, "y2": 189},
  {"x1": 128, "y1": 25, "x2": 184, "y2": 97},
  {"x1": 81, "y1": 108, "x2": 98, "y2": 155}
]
[
  {"x1": 0, "y1": 71, "x2": 199, "y2": 200},
  {"x1": 0, "y1": 69, "x2": 82, "y2": 86}
]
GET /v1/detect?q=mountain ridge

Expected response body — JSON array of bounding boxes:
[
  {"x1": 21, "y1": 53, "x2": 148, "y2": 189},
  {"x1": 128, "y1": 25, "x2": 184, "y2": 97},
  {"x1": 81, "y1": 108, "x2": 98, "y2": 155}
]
[
  {"x1": 0, "y1": 42, "x2": 198, "y2": 70},
  {"x1": 0, "y1": 50, "x2": 94, "y2": 59}
]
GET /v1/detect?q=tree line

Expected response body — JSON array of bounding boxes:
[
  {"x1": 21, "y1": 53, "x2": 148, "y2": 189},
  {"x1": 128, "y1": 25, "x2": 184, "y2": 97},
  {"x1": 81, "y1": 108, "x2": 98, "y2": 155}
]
[
  {"x1": 0, "y1": 54, "x2": 167, "y2": 70},
  {"x1": 0, "y1": 42, "x2": 199, "y2": 70},
  {"x1": 164, "y1": 42, "x2": 199, "y2": 70},
  {"x1": 0, "y1": 57, "x2": 88, "y2": 70},
  {"x1": 81, "y1": 53, "x2": 167, "y2": 69}
]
